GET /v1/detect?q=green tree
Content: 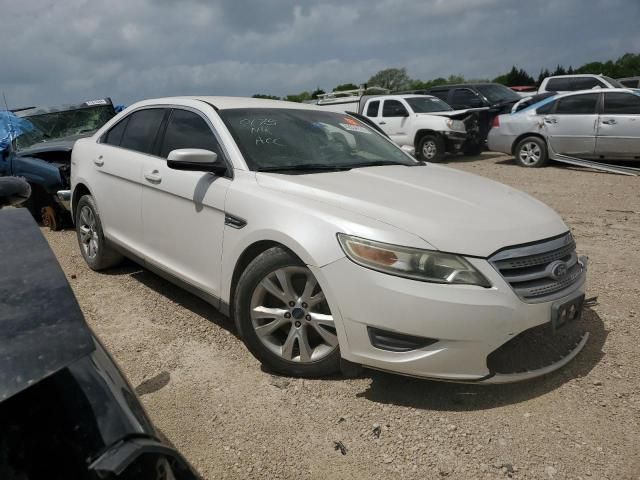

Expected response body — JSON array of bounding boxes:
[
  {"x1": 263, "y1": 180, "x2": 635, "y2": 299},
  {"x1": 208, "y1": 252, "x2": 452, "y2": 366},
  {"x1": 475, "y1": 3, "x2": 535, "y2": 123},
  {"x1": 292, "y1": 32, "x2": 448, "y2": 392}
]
[
  {"x1": 284, "y1": 91, "x2": 312, "y2": 103},
  {"x1": 493, "y1": 66, "x2": 535, "y2": 86},
  {"x1": 367, "y1": 68, "x2": 412, "y2": 91},
  {"x1": 311, "y1": 88, "x2": 326, "y2": 99},
  {"x1": 333, "y1": 83, "x2": 359, "y2": 92}
]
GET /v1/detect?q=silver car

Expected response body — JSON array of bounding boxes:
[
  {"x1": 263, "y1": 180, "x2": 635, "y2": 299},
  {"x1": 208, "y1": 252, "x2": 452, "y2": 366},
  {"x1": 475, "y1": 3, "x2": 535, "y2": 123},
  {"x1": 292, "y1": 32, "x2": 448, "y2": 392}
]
[{"x1": 488, "y1": 88, "x2": 640, "y2": 167}]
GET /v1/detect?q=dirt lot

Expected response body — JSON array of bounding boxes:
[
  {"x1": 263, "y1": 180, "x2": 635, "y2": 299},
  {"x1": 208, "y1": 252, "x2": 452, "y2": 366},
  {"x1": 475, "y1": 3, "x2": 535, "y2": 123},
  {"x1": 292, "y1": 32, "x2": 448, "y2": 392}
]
[{"x1": 44, "y1": 153, "x2": 639, "y2": 479}]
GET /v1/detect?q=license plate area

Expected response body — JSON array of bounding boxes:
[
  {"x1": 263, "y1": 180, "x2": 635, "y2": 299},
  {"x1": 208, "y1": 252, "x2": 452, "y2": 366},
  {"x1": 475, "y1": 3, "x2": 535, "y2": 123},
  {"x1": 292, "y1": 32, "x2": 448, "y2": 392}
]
[{"x1": 551, "y1": 293, "x2": 585, "y2": 332}]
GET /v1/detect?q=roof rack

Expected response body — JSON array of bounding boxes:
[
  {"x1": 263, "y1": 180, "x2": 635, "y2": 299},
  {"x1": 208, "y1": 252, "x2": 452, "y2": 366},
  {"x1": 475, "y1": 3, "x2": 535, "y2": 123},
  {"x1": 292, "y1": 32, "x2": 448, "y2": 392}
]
[{"x1": 316, "y1": 86, "x2": 390, "y2": 103}]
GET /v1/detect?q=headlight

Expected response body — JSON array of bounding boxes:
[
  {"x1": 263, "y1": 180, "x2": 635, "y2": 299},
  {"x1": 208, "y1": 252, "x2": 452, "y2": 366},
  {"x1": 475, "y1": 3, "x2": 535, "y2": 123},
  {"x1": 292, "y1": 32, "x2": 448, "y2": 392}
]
[
  {"x1": 337, "y1": 234, "x2": 491, "y2": 287},
  {"x1": 445, "y1": 119, "x2": 465, "y2": 132}
]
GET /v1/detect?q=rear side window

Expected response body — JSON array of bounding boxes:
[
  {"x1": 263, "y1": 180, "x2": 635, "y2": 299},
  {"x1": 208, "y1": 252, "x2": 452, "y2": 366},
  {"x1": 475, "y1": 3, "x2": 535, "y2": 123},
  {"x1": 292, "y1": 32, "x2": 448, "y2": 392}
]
[
  {"x1": 120, "y1": 109, "x2": 166, "y2": 154},
  {"x1": 366, "y1": 100, "x2": 380, "y2": 117},
  {"x1": 546, "y1": 78, "x2": 573, "y2": 91},
  {"x1": 572, "y1": 77, "x2": 604, "y2": 90},
  {"x1": 430, "y1": 90, "x2": 449, "y2": 101},
  {"x1": 102, "y1": 117, "x2": 129, "y2": 146},
  {"x1": 382, "y1": 100, "x2": 408, "y2": 117},
  {"x1": 536, "y1": 101, "x2": 555, "y2": 115},
  {"x1": 603, "y1": 93, "x2": 640, "y2": 114},
  {"x1": 619, "y1": 79, "x2": 640, "y2": 88},
  {"x1": 160, "y1": 109, "x2": 221, "y2": 158},
  {"x1": 555, "y1": 94, "x2": 599, "y2": 114},
  {"x1": 451, "y1": 88, "x2": 481, "y2": 106}
]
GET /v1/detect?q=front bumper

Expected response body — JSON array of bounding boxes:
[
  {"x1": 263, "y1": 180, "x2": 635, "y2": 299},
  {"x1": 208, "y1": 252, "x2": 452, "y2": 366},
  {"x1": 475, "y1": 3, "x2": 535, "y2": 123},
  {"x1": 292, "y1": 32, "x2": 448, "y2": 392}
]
[{"x1": 314, "y1": 255, "x2": 587, "y2": 383}]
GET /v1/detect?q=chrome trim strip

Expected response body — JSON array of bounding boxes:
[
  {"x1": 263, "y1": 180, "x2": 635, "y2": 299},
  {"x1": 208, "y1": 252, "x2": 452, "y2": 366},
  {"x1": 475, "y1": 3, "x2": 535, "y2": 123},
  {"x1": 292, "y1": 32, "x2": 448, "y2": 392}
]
[{"x1": 490, "y1": 232, "x2": 573, "y2": 262}]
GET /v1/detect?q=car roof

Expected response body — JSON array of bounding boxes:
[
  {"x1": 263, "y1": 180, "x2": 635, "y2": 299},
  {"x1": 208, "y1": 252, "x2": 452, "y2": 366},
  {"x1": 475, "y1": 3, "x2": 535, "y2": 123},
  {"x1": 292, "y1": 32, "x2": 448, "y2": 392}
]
[
  {"x1": 129, "y1": 96, "x2": 324, "y2": 111},
  {"x1": 429, "y1": 83, "x2": 497, "y2": 90}
]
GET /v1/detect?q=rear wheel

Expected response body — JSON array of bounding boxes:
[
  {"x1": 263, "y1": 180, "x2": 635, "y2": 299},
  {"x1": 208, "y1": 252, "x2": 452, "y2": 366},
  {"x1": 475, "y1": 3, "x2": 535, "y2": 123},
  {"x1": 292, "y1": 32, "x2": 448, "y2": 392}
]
[
  {"x1": 234, "y1": 247, "x2": 340, "y2": 377},
  {"x1": 75, "y1": 195, "x2": 123, "y2": 270},
  {"x1": 514, "y1": 136, "x2": 548, "y2": 168},
  {"x1": 417, "y1": 134, "x2": 445, "y2": 162}
]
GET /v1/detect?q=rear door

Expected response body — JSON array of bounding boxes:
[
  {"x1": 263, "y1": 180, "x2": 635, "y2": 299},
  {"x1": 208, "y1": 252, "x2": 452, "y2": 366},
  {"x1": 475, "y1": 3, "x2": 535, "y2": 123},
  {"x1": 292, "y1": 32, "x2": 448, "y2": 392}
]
[
  {"x1": 596, "y1": 91, "x2": 640, "y2": 159},
  {"x1": 93, "y1": 108, "x2": 167, "y2": 254},
  {"x1": 139, "y1": 107, "x2": 231, "y2": 299},
  {"x1": 543, "y1": 93, "x2": 600, "y2": 156}
]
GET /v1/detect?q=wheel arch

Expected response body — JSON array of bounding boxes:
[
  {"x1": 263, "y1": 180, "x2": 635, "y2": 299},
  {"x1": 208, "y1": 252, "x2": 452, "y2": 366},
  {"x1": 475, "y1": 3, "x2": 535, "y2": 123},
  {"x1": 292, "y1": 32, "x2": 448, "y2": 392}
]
[
  {"x1": 414, "y1": 129, "x2": 442, "y2": 150},
  {"x1": 226, "y1": 238, "x2": 311, "y2": 318},
  {"x1": 71, "y1": 182, "x2": 92, "y2": 222}
]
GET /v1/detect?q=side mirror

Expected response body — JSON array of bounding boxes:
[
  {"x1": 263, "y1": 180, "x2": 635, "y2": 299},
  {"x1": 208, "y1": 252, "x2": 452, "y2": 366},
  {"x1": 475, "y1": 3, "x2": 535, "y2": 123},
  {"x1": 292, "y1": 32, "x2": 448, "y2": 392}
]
[
  {"x1": 167, "y1": 149, "x2": 226, "y2": 174},
  {"x1": 468, "y1": 97, "x2": 484, "y2": 108}
]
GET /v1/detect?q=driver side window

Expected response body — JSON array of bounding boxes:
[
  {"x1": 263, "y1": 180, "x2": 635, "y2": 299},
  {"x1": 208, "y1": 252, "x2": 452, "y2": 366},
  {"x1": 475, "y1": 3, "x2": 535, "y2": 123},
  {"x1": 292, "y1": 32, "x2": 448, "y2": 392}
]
[
  {"x1": 382, "y1": 100, "x2": 408, "y2": 117},
  {"x1": 160, "y1": 109, "x2": 221, "y2": 158}
]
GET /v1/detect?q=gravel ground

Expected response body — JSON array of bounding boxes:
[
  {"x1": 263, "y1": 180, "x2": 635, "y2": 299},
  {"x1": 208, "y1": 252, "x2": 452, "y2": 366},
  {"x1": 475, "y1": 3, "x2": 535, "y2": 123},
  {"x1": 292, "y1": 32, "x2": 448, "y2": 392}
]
[{"x1": 43, "y1": 153, "x2": 639, "y2": 480}]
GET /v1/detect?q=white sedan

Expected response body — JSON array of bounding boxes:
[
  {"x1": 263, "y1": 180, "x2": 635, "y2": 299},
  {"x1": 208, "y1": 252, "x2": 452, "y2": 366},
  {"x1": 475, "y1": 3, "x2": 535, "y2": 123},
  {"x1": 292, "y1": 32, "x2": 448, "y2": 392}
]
[{"x1": 70, "y1": 96, "x2": 588, "y2": 383}]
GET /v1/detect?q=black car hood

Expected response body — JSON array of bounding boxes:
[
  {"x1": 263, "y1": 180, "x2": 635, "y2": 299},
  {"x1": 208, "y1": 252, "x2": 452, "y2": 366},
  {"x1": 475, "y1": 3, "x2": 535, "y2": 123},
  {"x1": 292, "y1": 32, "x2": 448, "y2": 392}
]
[
  {"x1": 0, "y1": 209, "x2": 94, "y2": 401},
  {"x1": 16, "y1": 133, "x2": 92, "y2": 157}
]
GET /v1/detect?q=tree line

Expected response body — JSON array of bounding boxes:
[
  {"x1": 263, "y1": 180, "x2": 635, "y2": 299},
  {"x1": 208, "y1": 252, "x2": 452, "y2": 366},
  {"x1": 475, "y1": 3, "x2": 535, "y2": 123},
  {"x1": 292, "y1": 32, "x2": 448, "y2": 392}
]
[{"x1": 253, "y1": 52, "x2": 640, "y2": 102}]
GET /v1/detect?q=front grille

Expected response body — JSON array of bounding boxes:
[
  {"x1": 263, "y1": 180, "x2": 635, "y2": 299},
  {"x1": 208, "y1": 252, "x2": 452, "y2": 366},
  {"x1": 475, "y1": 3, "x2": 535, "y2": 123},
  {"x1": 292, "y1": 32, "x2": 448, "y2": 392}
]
[{"x1": 489, "y1": 233, "x2": 586, "y2": 302}]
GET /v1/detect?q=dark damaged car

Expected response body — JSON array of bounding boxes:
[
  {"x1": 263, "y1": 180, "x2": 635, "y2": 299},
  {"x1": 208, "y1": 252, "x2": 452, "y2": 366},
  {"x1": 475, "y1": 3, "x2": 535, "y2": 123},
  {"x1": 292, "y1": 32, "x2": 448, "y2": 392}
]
[
  {"x1": 0, "y1": 99, "x2": 116, "y2": 229},
  {"x1": 0, "y1": 180, "x2": 200, "y2": 479}
]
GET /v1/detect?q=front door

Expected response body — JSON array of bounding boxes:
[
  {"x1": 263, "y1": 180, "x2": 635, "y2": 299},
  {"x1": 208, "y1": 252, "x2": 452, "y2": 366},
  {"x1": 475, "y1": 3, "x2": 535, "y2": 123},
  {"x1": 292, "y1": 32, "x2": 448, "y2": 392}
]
[
  {"x1": 543, "y1": 92, "x2": 599, "y2": 157},
  {"x1": 596, "y1": 91, "x2": 640, "y2": 159},
  {"x1": 379, "y1": 99, "x2": 411, "y2": 145},
  {"x1": 140, "y1": 107, "x2": 230, "y2": 299}
]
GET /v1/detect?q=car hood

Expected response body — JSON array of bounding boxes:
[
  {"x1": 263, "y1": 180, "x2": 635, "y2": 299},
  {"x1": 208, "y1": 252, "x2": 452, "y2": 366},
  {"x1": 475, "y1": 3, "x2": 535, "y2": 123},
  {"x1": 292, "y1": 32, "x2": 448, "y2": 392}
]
[
  {"x1": 17, "y1": 133, "x2": 91, "y2": 156},
  {"x1": 420, "y1": 107, "x2": 489, "y2": 119},
  {"x1": 256, "y1": 164, "x2": 567, "y2": 257}
]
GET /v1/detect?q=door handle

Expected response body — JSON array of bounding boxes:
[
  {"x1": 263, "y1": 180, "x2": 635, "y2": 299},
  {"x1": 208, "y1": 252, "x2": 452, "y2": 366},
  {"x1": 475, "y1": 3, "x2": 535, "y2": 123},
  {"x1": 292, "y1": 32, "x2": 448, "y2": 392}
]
[
  {"x1": 144, "y1": 171, "x2": 162, "y2": 183},
  {"x1": 93, "y1": 155, "x2": 104, "y2": 167},
  {"x1": 601, "y1": 119, "x2": 617, "y2": 125},
  {"x1": 378, "y1": 121, "x2": 386, "y2": 125},
  {"x1": 543, "y1": 117, "x2": 557, "y2": 124}
]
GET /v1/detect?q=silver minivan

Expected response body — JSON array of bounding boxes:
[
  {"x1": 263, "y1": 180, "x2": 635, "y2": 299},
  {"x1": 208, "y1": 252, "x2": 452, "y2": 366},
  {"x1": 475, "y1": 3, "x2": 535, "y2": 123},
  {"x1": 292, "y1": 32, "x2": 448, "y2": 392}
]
[{"x1": 488, "y1": 88, "x2": 640, "y2": 167}]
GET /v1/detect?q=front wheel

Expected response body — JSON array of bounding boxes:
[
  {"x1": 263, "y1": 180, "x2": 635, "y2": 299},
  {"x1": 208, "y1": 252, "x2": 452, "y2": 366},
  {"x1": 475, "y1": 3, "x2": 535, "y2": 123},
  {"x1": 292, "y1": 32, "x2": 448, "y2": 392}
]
[
  {"x1": 514, "y1": 136, "x2": 548, "y2": 168},
  {"x1": 417, "y1": 134, "x2": 445, "y2": 162},
  {"x1": 75, "y1": 195, "x2": 123, "y2": 270},
  {"x1": 234, "y1": 247, "x2": 340, "y2": 377}
]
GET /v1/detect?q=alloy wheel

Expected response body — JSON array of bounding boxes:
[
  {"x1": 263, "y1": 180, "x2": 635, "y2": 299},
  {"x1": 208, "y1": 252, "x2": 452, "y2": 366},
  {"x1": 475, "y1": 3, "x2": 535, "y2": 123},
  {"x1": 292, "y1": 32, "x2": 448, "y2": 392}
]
[
  {"x1": 249, "y1": 266, "x2": 338, "y2": 363},
  {"x1": 78, "y1": 206, "x2": 99, "y2": 259},
  {"x1": 519, "y1": 142, "x2": 542, "y2": 165}
]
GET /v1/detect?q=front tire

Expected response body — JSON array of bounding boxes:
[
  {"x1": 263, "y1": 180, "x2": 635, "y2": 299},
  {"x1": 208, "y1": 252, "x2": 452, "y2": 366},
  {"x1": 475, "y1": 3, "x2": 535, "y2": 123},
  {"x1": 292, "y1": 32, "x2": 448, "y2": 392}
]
[
  {"x1": 514, "y1": 136, "x2": 548, "y2": 168},
  {"x1": 417, "y1": 134, "x2": 446, "y2": 162},
  {"x1": 234, "y1": 247, "x2": 340, "y2": 377},
  {"x1": 75, "y1": 195, "x2": 123, "y2": 270}
]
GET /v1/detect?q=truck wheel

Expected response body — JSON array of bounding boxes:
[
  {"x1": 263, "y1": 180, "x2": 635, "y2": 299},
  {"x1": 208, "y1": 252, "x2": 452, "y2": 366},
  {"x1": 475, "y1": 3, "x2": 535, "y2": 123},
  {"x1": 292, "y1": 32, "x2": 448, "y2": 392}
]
[
  {"x1": 417, "y1": 134, "x2": 445, "y2": 162},
  {"x1": 234, "y1": 247, "x2": 340, "y2": 378},
  {"x1": 75, "y1": 195, "x2": 123, "y2": 270},
  {"x1": 514, "y1": 137, "x2": 548, "y2": 168}
]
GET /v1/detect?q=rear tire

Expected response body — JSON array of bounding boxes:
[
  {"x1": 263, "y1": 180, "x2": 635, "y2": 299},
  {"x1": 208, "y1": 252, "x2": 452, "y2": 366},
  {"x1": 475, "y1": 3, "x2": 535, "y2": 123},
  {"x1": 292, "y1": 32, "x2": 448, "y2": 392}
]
[
  {"x1": 514, "y1": 136, "x2": 548, "y2": 168},
  {"x1": 75, "y1": 195, "x2": 123, "y2": 270},
  {"x1": 234, "y1": 247, "x2": 340, "y2": 377},
  {"x1": 417, "y1": 134, "x2": 445, "y2": 162}
]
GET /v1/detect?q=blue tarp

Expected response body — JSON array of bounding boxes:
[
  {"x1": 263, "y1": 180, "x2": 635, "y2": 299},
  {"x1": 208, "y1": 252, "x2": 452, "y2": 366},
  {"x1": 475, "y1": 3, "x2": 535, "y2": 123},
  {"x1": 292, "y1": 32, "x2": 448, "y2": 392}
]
[{"x1": 0, "y1": 111, "x2": 34, "y2": 152}]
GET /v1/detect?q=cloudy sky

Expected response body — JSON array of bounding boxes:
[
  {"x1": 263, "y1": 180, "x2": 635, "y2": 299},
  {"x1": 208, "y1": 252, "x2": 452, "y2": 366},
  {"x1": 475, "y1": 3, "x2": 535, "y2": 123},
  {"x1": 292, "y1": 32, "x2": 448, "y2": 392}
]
[{"x1": 2, "y1": 0, "x2": 639, "y2": 108}]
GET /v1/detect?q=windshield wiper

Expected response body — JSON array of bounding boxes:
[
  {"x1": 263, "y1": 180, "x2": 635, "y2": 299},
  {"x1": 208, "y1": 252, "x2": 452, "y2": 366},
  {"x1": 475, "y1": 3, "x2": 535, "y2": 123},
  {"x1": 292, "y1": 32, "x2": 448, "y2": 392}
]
[
  {"x1": 343, "y1": 161, "x2": 411, "y2": 169},
  {"x1": 256, "y1": 164, "x2": 354, "y2": 173}
]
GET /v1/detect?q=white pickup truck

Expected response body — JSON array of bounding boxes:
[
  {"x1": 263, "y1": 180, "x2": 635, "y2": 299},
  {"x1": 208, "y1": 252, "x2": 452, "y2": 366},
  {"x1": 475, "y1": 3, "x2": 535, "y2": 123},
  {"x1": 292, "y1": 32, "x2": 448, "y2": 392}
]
[{"x1": 315, "y1": 90, "x2": 485, "y2": 161}]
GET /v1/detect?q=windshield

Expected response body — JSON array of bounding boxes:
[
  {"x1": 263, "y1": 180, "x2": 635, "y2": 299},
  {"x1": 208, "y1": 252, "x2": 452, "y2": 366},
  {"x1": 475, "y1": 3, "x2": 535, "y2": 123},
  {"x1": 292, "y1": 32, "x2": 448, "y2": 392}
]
[
  {"x1": 405, "y1": 96, "x2": 453, "y2": 113},
  {"x1": 475, "y1": 84, "x2": 521, "y2": 104},
  {"x1": 601, "y1": 76, "x2": 624, "y2": 88},
  {"x1": 15, "y1": 105, "x2": 116, "y2": 151},
  {"x1": 219, "y1": 108, "x2": 417, "y2": 171}
]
